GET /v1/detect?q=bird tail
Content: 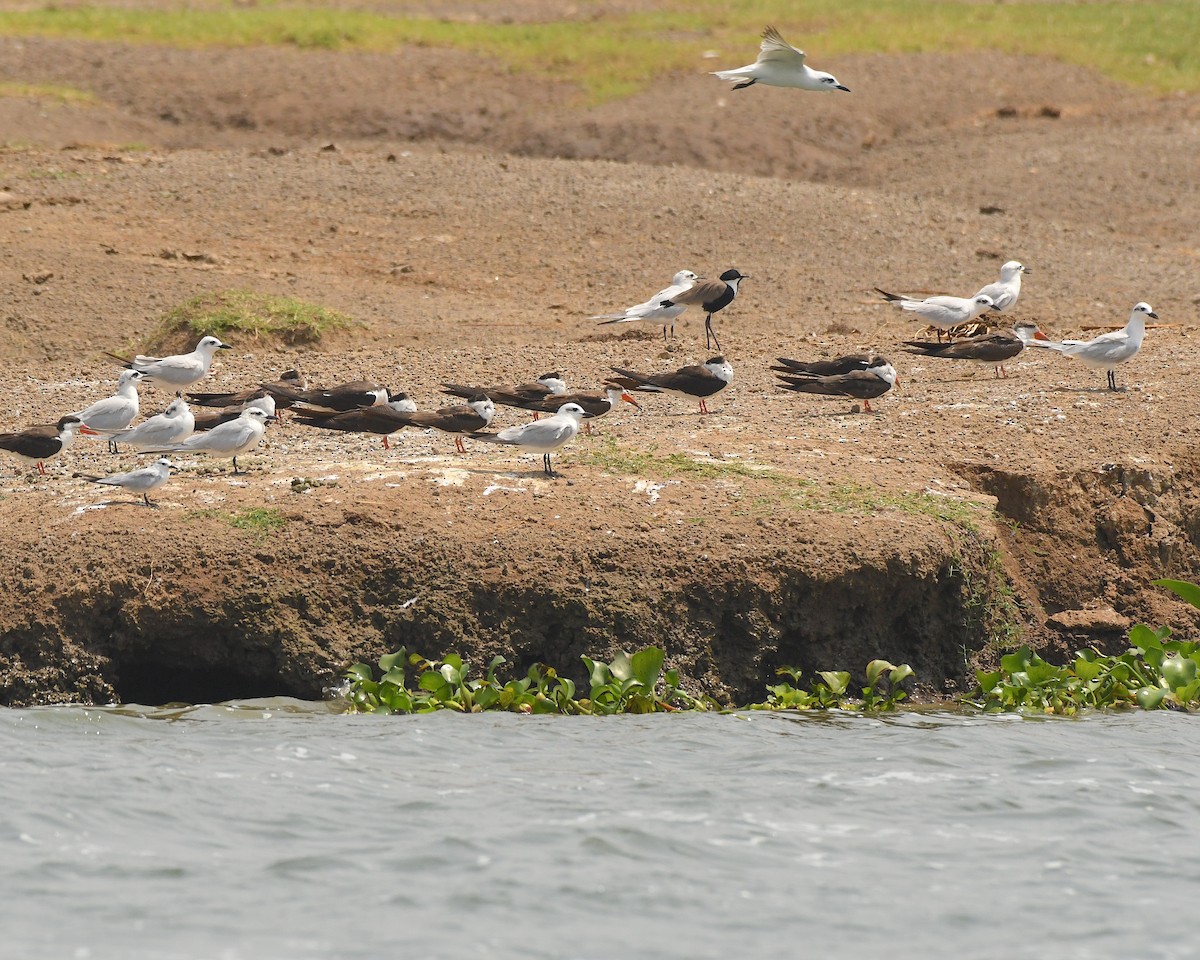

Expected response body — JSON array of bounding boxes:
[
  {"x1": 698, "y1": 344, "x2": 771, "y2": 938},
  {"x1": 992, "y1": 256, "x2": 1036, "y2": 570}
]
[
  {"x1": 103, "y1": 350, "x2": 135, "y2": 368},
  {"x1": 608, "y1": 369, "x2": 649, "y2": 389},
  {"x1": 1024, "y1": 339, "x2": 1066, "y2": 352},
  {"x1": 775, "y1": 375, "x2": 841, "y2": 397},
  {"x1": 593, "y1": 315, "x2": 632, "y2": 325},
  {"x1": 440, "y1": 382, "x2": 479, "y2": 399},
  {"x1": 711, "y1": 68, "x2": 752, "y2": 82},
  {"x1": 469, "y1": 433, "x2": 513, "y2": 445},
  {"x1": 874, "y1": 287, "x2": 905, "y2": 303}
]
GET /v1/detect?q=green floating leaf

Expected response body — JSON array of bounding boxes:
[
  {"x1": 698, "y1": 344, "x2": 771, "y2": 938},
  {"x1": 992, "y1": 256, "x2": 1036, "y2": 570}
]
[{"x1": 629, "y1": 646, "x2": 665, "y2": 689}]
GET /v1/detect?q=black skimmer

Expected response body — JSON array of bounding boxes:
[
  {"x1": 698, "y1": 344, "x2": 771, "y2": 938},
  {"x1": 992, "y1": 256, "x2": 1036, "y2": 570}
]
[
  {"x1": 77, "y1": 458, "x2": 175, "y2": 507},
  {"x1": 0, "y1": 415, "x2": 84, "y2": 475},
  {"x1": 776, "y1": 358, "x2": 898, "y2": 413},
  {"x1": 266, "y1": 379, "x2": 389, "y2": 414},
  {"x1": 442, "y1": 372, "x2": 566, "y2": 407},
  {"x1": 876, "y1": 288, "x2": 999, "y2": 340},
  {"x1": 1026, "y1": 302, "x2": 1156, "y2": 391},
  {"x1": 711, "y1": 26, "x2": 850, "y2": 93},
  {"x1": 105, "y1": 335, "x2": 231, "y2": 387},
  {"x1": 973, "y1": 261, "x2": 1030, "y2": 314},
  {"x1": 70, "y1": 369, "x2": 146, "y2": 452},
  {"x1": 186, "y1": 370, "x2": 305, "y2": 409},
  {"x1": 660, "y1": 269, "x2": 748, "y2": 350},
  {"x1": 191, "y1": 394, "x2": 276, "y2": 432},
  {"x1": 591, "y1": 270, "x2": 700, "y2": 341},
  {"x1": 145, "y1": 407, "x2": 274, "y2": 474},
  {"x1": 471, "y1": 402, "x2": 586, "y2": 478},
  {"x1": 514, "y1": 386, "x2": 640, "y2": 434},
  {"x1": 609, "y1": 356, "x2": 734, "y2": 414},
  {"x1": 442, "y1": 372, "x2": 566, "y2": 420},
  {"x1": 297, "y1": 396, "x2": 494, "y2": 453},
  {"x1": 104, "y1": 396, "x2": 195, "y2": 451},
  {"x1": 771, "y1": 354, "x2": 885, "y2": 378},
  {"x1": 902, "y1": 321, "x2": 1046, "y2": 378}
]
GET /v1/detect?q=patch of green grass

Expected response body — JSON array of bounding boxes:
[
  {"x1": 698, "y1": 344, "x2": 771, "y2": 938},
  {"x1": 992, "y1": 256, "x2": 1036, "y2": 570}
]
[
  {"x1": 0, "y1": 81, "x2": 98, "y2": 105},
  {"x1": 0, "y1": 2, "x2": 1195, "y2": 101},
  {"x1": 190, "y1": 506, "x2": 287, "y2": 535},
  {"x1": 145, "y1": 290, "x2": 353, "y2": 353}
]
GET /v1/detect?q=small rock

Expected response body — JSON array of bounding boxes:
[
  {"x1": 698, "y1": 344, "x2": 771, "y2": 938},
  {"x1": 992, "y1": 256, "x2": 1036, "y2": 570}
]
[{"x1": 1048, "y1": 605, "x2": 1130, "y2": 634}]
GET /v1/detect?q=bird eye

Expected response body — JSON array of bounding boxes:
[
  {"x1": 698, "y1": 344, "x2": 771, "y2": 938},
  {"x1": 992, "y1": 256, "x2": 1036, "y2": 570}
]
[{"x1": 822, "y1": 77, "x2": 833, "y2": 83}]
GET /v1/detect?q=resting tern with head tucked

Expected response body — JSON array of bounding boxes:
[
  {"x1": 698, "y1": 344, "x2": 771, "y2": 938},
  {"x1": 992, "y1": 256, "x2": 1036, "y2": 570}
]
[
  {"x1": 591, "y1": 270, "x2": 700, "y2": 341},
  {"x1": 1026, "y1": 302, "x2": 1156, "y2": 391},
  {"x1": 876, "y1": 288, "x2": 1000, "y2": 339},
  {"x1": 105, "y1": 336, "x2": 231, "y2": 388},
  {"x1": 145, "y1": 406, "x2": 273, "y2": 474},
  {"x1": 712, "y1": 26, "x2": 850, "y2": 93},
  {"x1": 103, "y1": 395, "x2": 195, "y2": 451},
  {"x1": 77, "y1": 458, "x2": 175, "y2": 507},
  {"x1": 471, "y1": 402, "x2": 586, "y2": 478}
]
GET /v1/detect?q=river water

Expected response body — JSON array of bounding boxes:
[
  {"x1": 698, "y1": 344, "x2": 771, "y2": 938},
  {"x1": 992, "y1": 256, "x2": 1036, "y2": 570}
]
[{"x1": 1, "y1": 703, "x2": 1196, "y2": 960}]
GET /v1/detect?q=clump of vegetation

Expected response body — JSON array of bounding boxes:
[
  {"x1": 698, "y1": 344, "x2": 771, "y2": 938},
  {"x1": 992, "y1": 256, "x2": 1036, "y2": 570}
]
[
  {"x1": 190, "y1": 506, "x2": 287, "y2": 536},
  {"x1": 344, "y1": 582, "x2": 1200, "y2": 717},
  {"x1": 342, "y1": 646, "x2": 913, "y2": 715},
  {"x1": 967, "y1": 578, "x2": 1200, "y2": 714},
  {"x1": 753, "y1": 660, "x2": 914, "y2": 712},
  {"x1": 143, "y1": 290, "x2": 352, "y2": 353}
]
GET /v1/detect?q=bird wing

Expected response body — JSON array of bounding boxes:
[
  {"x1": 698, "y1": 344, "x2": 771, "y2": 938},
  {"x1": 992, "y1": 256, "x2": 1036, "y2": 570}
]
[
  {"x1": 903, "y1": 297, "x2": 966, "y2": 325},
  {"x1": 906, "y1": 333, "x2": 1020, "y2": 361},
  {"x1": 758, "y1": 26, "x2": 806, "y2": 65},
  {"x1": 974, "y1": 281, "x2": 1016, "y2": 311},
  {"x1": 772, "y1": 354, "x2": 875, "y2": 376},
  {"x1": 73, "y1": 396, "x2": 132, "y2": 423},
  {"x1": 666, "y1": 278, "x2": 726, "y2": 307},
  {"x1": 183, "y1": 418, "x2": 256, "y2": 452},
  {"x1": 495, "y1": 416, "x2": 574, "y2": 449},
  {"x1": 118, "y1": 416, "x2": 189, "y2": 446},
  {"x1": 187, "y1": 388, "x2": 261, "y2": 407},
  {"x1": 138, "y1": 354, "x2": 202, "y2": 375}
]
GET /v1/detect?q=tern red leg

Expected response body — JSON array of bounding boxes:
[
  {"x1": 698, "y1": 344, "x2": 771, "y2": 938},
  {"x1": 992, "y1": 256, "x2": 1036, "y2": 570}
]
[
  {"x1": 455, "y1": 436, "x2": 466, "y2": 454},
  {"x1": 863, "y1": 399, "x2": 874, "y2": 413},
  {"x1": 37, "y1": 461, "x2": 46, "y2": 476}
]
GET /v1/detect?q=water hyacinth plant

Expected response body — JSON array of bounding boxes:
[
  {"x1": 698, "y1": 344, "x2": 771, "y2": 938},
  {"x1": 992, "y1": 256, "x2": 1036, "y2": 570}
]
[
  {"x1": 967, "y1": 578, "x2": 1200, "y2": 714},
  {"x1": 342, "y1": 647, "x2": 912, "y2": 715}
]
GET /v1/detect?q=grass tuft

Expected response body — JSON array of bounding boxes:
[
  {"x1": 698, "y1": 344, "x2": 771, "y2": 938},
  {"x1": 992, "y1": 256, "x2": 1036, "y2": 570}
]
[{"x1": 143, "y1": 290, "x2": 353, "y2": 353}]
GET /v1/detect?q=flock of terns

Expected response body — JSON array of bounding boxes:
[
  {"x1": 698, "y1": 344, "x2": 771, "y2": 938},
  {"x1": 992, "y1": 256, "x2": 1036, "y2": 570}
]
[{"x1": 0, "y1": 27, "x2": 1161, "y2": 502}]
